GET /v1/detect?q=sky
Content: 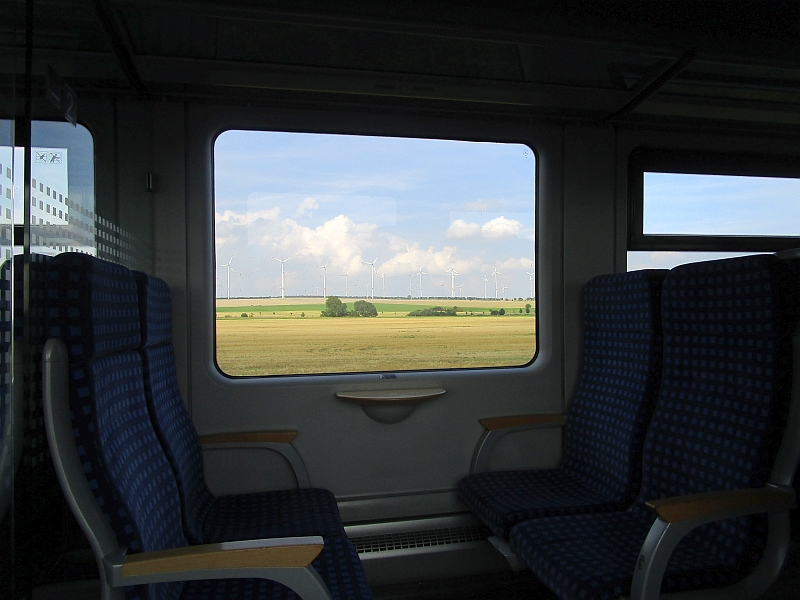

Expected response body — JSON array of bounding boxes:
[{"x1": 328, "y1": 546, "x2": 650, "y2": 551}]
[{"x1": 214, "y1": 131, "x2": 537, "y2": 299}]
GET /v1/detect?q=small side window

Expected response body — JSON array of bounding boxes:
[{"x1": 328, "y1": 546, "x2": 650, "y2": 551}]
[{"x1": 628, "y1": 148, "x2": 800, "y2": 270}]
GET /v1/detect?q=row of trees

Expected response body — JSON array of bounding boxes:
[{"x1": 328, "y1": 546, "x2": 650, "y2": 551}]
[
  {"x1": 321, "y1": 296, "x2": 378, "y2": 317},
  {"x1": 321, "y1": 296, "x2": 534, "y2": 318}
]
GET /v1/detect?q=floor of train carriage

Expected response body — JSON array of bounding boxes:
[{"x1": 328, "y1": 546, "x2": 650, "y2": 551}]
[{"x1": 28, "y1": 541, "x2": 800, "y2": 600}]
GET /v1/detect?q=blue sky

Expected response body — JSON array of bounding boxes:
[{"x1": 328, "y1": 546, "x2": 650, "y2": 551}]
[{"x1": 214, "y1": 131, "x2": 536, "y2": 299}]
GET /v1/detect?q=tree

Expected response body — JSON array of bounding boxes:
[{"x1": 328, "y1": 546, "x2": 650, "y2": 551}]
[
  {"x1": 352, "y1": 299, "x2": 378, "y2": 317},
  {"x1": 525, "y1": 303, "x2": 531, "y2": 314},
  {"x1": 321, "y1": 296, "x2": 349, "y2": 317},
  {"x1": 499, "y1": 308, "x2": 505, "y2": 315}
]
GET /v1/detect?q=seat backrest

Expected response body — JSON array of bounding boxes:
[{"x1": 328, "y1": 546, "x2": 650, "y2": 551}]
[
  {"x1": 634, "y1": 254, "x2": 800, "y2": 574},
  {"x1": 133, "y1": 271, "x2": 215, "y2": 544},
  {"x1": 639, "y1": 254, "x2": 799, "y2": 503},
  {"x1": 562, "y1": 269, "x2": 668, "y2": 504},
  {"x1": 47, "y1": 253, "x2": 188, "y2": 600}
]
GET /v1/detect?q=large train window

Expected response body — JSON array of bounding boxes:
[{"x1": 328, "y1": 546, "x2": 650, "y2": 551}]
[
  {"x1": 627, "y1": 148, "x2": 800, "y2": 270},
  {"x1": 213, "y1": 131, "x2": 537, "y2": 377}
]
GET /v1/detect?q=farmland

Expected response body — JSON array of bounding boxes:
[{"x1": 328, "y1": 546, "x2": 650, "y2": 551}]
[{"x1": 216, "y1": 298, "x2": 536, "y2": 376}]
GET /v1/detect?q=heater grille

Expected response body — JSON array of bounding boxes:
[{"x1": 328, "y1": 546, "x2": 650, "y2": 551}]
[{"x1": 350, "y1": 525, "x2": 488, "y2": 554}]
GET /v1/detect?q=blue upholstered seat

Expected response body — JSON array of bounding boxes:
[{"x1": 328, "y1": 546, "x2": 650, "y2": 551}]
[
  {"x1": 46, "y1": 253, "x2": 371, "y2": 600},
  {"x1": 132, "y1": 272, "x2": 345, "y2": 544},
  {"x1": 509, "y1": 254, "x2": 800, "y2": 600},
  {"x1": 458, "y1": 269, "x2": 668, "y2": 537}
]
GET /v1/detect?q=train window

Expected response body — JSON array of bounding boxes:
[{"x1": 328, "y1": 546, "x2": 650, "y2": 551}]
[
  {"x1": 628, "y1": 148, "x2": 800, "y2": 269},
  {"x1": 213, "y1": 131, "x2": 537, "y2": 377}
]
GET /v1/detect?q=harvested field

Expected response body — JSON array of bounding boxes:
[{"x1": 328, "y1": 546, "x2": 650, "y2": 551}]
[{"x1": 215, "y1": 299, "x2": 536, "y2": 376}]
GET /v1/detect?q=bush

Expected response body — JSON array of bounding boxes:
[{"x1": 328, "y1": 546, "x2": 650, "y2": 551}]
[
  {"x1": 407, "y1": 306, "x2": 458, "y2": 317},
  {"x1": 321, "y1": 296, "x2": 349, "y2": 317},
  {"x1": 240, "y1": 312, "x2": 248, "y2": 317}
]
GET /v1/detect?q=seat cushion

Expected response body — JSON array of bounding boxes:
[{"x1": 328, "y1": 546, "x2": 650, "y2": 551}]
[
  {"x1": 180, "y1": 536, "x2": 372, "y2": 600},
  {"x1": 510, "y1": 507, "x2": 759, "y2": 600},
  {"x1": 202, "y1": 488, "x2": 346, "y2": 543},
  {"x1": 457, "y1": 469, "x2": 625, "y2": 538}
]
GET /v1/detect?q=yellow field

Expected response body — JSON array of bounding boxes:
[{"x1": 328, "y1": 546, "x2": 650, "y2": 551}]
[{"x1": 216, "y1": 314, "x2": 537, "y2": 376}]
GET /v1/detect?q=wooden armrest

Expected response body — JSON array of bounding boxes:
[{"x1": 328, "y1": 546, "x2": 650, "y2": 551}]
[
  {"x1": 479, "y1": 414, "x2": 566, "y2": 431},
  {"x1": 199, "y1": 431, "x2": 298, "y2": 445},
  {"x1": 645, "y1": 487, "x2": 796, "y2": 524},
  {"x1": 122, "y1": 538, "x2": 323, "y2": 577}
]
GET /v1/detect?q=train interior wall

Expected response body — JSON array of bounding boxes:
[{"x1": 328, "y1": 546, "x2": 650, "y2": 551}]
[{"x1": 3, "y1": 3, "x2": 800, "y2": 598}]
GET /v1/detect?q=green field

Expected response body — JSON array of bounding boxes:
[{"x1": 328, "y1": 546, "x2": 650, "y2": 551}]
[{"x1": 216, "y1": 298, "x2": 536, "y2": 376}]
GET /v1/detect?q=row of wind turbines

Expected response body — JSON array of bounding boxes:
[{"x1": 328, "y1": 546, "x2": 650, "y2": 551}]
[{"x1": 218, "y1": 253, "x2": 534, "y2": 300}]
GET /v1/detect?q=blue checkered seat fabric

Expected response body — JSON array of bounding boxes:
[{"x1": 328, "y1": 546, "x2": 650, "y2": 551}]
[
  {"x1": 132, "y1": 272, "x2": 345, "y2": 544},
  {"x1": 92, "y1": 345, "x2": 371, "y2": 600},
  {"x1": 47, "y1": 254, "x2": 372, "y2": 600},
  {"x1": 458, "y1": 269, "x2": 668, "y2": 537},
  {"x1": 510, "y1": 254, "x2": 800, "y2": 600}
]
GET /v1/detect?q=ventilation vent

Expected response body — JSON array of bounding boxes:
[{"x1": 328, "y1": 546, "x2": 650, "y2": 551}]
[{"x1": 351, "y1": 525, "x2": 488, "y2": 554}]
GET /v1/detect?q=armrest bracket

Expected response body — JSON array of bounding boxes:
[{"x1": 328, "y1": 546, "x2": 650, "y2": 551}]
[
  {"x1": 631, "y1": 485, "x2": 796, "y2": 600},
  {"x1": 200, "y1": 431, "x2": 311, "y2": 488},
  {"x1": 470, "y1": 414, "x2": 566, "y2": 474}
]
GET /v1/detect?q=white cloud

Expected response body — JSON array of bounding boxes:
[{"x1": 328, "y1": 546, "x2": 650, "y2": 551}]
[
  {"x1": 269, "y1": 215, "x2": 378, "y2": 274},
  {"x1": 481, "y1": 216, "x2": 522, "y2": 240},
  {"x1": 446, "y1": 219, "x2": 481, "y2": 239},
  {"x1": 489, "y1": 257, "x2": 536, "y2": 273},
  {"x1": 215, "y1": 207, "x2": 280, "y2": 225},
  {"x1": 447, "y1": 216, "x2": 524, "y2": 240},
  {"x1": 294, "y1": 197, "x2": 319, "y2": 219}
]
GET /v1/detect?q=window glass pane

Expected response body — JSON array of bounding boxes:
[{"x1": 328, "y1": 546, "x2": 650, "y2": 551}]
[
  {"x1": 214, "y1": 131, "x2": 536, "y2": 377},
  {"x1": 643, "y1": 172, "x2": 800, "y2": 236},
  {"x1": 0, "y1": 120, "x2": 95, "y2": 256}
]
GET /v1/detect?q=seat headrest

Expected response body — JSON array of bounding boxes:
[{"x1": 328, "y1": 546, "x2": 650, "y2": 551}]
[
  {"x1": 133, "y1": 271, "x2": 172, "y2": 348},
  {"x1": 662, "y1": 254, "x2": 800, "y2": 337},
  {"x1": 583, "y1": 269, "x2": 669, "y2": 332},
  {"x1": 46, "y1": 253, "x2": 141, "y2": 362}
]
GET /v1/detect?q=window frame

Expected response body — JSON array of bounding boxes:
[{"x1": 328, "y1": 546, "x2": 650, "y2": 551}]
[
  {"x1": 210, "y1": 127, "x2": 541, "y2": 380},
  {"x1": 628, "y1": 147, "x2": 800, "y2": 252}
]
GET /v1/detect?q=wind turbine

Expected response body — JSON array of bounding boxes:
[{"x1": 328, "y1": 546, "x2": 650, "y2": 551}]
[
  {"x1": 409, "y1": 274, "x2": 414, "y2": 297},
  {"x1": 381, "y1": 267, "x2": 386, "y2": 297},
  {"x1": 482, "y1": 274, "x2": 490, "y2": 300},
  {"x1": 415, "y1": 264, "x2": 426, "y2": 298},
  {"x1": 339, "y1": 271, "x2": 349, "y2": 296},
  {"x1": 318, "y1": 263, "x2": 328, "y2": 297},
  {"x1": 501, "y1": 283, "x2": 509, "y2": 301},
  {"x1": 218, "y1": 253, "x2": 235, "y2": 300},
  {"x1": 362, "y1": 256, "x2": 379, "y2": 299},
  {"x1": 456, "y1": 284, "x2": 464, "y2": 298},
  {"x1": 491, "y1": 264, "x2": 502, "y2": 299},
  {"x1": 271, "y1": 256, "x2": 292, "y2": 299},
  {"x1": 525, "y1": 267, "x2": 535, "y2": 299},
  {"x1": 446, "y1": 262, "x2": 460, "y2": 298}
]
